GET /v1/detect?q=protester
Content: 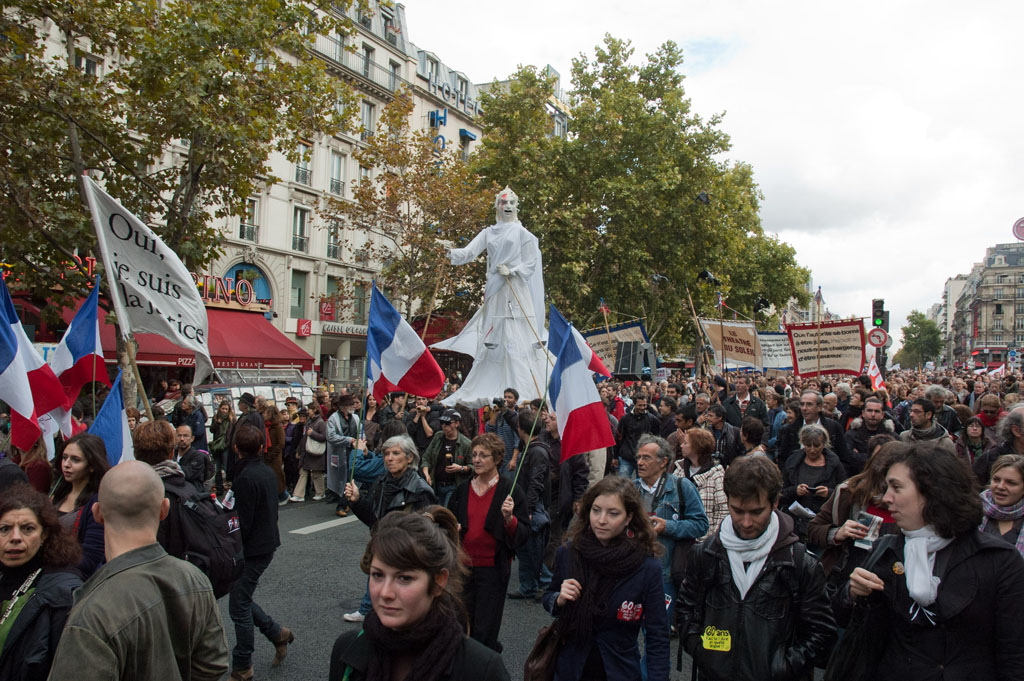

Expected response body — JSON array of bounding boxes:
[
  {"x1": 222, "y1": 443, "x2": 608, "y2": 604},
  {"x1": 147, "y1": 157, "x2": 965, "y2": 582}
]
[
  {"x1": 292, "y1": 402, "x2": 327, "y2": 502},
  {"x1": 175, "y1": 424, "x2": 213, "y2": 491},
  {"x1": 176, "y1": 394, "x2": 209, "y2": 452},
  {"x1": 543, "y1": 476, "x2": 670, "y2": 681},
  {"x1": 974, "y1": 407, "x2": 1024, "y2": 485},
  {"x1": 328, "y1": 507, "x2": 511, "y2": 681},
  {"x1": 227, "y1": 392, "x2": 265, "y2": 460},
  {"x1": 405, "y1": 395, "x2": 441, "y2": 457},
  {"x1": 448, "y1": 432, "x2": 528, "y2": 651},
  {"x1": 485, "y1": 389, "x2": 519, "y2": 473},
  {"x1": 898, "y1": 398, "x2": 956, "y2": 455},
  {"x1": 781, "y1": 423, "x2": 846, "y2": 539},
  {"x1": 679, "y1": 455, "x2": 836, "y2": 681},
  {"x1": 615, "y1": 394, "x2": 660, "y2": 477},
  {"x1": 739, "y1": 417, "x2": 767, "y2": 456},
  {"x1": 509, "y1": 410, "x2": 552, "y2": 601},
  {"x1": 0, "y1": 485, "x2": 83, "y2": 680},
  {"x1": 421, "y1": 408, "x2": 473, "y2": 508},
  {"x1": 344, "y1": 434, "x2": 437, "y2": 624},
  {"x1": 722, "y1": 375, "x2": 769, "y2": 428},
  {"x1": 262, "y1": 405, "x2": 288, "y2": 505},
  {"x1": 281, "y1": 399, "x2": 304, "y2": 491},
  {"x1": 50, "y1": 433, "x2": 109, "y2": 578},
  {"x1": 704, "y1": 404, "x2": 743, "y2": 466},
  {"x1": 47, "y1": 461, "x2": 229, "y2": 680},
  {"x1": 362, "y1": 393, "x2": 382, "y2": 450},
  {"x1": 842, "y1": 442, "x2": 1024, "y2": 680},
  {"x1": 12, "y1": 436, "x2": 52, "y2": 494},
  {"x1": 845, "y1": 397, "x2": 896, "y2": 472},
  {"x1": 979, "y1": 454, "x2": 1024, "y2": 555},
  {"x1": 228, "y1": 424, "x2": 293, "y2": 680},
  {"x1": 329, "y1": 394, "x2": 361, "y2": 517},
  {"x1": 956, "y1": 415, "x2": 993, "y2": 467},
  {"x1": 210, "y1": 398, "x2": 235, "y2": 493},
  {"x1": 674, "y1": 427, "x2": 727, "y2": 541}
]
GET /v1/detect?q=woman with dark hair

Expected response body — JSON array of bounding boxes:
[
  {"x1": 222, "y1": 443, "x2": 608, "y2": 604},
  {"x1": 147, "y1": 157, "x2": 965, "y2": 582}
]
[
  {"x1": 841, "y1": 442, "x2": 1024, "y2": 680},
  {"x1": 808, "y1": 434, "x2": 898, "y2": 581},
  {"x1": 543, "y1": 476, "x2": 669, "y2": 681},
  {"x1": 262, "y1": 405, "x2": 288, "y2": 504},
  {"x1": 979, "y1": 454, "x2": 1024, "y2": 556},
  {"x1": 0, "y1": 485, "x2": 83, "y2": 680},
  {"x1": 49, "y1": 433, "x2": 109, "y2": 578},
  {"x1": 957, "y1": 415, "x2": 994, "y2": 467},
  {"x1": 674, "y1": 427, "x2": 726, "y2": 541},
  {"x1": 329, "y1": 507, "x2": 510, "y2": 681},
  {"x1": 291, "y1": 402, "x2": 327, "y2": 502},
  {"x1": 447, "y1": 432, "x2": 528, "y2": 653},
  {"x1": 362, "y1": 393, "x2": 382, "y2": 451},
  {"x1": 210, "y1": 398, "x2": 236, "y2": 493},
  {"x1": 12, "y1": 436, "x2": 52, "y2": 494}
]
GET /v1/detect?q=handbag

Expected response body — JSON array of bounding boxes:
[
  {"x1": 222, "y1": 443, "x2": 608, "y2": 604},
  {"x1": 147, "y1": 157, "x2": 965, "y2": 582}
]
[
  {"x1": 523, "y1": 620, "x2": 562, "y2": 681},
  {"x1": 305, "y1": 437, "x2": 326, "y2": 455},
  {"x1": 669, "y1": 477, "x2": 695, "y2": 585}
]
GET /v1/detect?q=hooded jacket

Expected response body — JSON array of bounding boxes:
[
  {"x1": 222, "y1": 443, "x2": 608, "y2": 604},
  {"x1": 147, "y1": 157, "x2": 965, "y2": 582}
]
[{"x1": 679, "y1": 511, "x2": 837, "y2": 681}]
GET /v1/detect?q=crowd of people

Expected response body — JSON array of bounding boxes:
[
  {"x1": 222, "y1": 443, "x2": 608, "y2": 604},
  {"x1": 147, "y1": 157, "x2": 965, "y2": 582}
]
[{"x1": 3, "y1": 366, "x2": 1024, "y2": 680}]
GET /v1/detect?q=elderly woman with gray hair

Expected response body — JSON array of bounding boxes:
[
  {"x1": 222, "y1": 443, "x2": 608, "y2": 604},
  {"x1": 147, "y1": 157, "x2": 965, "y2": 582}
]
[{"x1": 781, "y1": 423, "x2": 846, "y2": 539}]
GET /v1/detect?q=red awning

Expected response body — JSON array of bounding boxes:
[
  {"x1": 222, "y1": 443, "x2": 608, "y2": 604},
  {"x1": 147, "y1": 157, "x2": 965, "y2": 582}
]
[{"x1": 65, "y1": 307, "x2": 313, "y2": 371}]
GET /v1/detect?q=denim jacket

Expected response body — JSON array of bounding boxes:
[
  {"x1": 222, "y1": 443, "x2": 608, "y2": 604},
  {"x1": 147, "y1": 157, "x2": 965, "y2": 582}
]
[{"x1": 636, "y1": 474, "x2": 709, "y2": 581}]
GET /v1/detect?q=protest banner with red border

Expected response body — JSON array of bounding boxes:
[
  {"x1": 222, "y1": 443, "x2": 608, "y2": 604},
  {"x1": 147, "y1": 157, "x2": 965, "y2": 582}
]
[{"x1": 786, "y1": 320, "x2": 866, "y2": 377}]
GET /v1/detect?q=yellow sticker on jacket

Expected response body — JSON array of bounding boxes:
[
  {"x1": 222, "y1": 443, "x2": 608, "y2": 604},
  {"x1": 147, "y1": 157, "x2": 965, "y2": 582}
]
[{"x1": 701, "y1": 626, "x2": 731, "y2": 651}]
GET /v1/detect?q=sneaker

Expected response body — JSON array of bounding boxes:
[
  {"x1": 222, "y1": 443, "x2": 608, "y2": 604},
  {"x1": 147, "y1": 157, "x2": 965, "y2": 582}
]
[
  {"x1": 289, "y1": 496, "x2": 305, "y2": 503},
  {"x1": 278, "y1": 498, "x2": 289, "y2": 507},
  {"x1": 343, "y1": 611, "x2": 365, "y2": 623},
  {"x1": 312, "y1": 494, "x2": 325, "y2": 501}
]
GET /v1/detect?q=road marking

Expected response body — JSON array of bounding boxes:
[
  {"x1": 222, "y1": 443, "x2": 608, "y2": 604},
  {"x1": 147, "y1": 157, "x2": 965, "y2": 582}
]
[{"x1": 290, "y1": 515, "x2": 360, "y2": 535}]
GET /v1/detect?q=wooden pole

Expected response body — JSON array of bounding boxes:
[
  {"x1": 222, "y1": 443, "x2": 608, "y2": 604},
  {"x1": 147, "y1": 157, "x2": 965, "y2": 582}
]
[
  {"x1": 419, "y1": 266, "x2": 447, "y2": 342},
  {"x1": 349, "y1": 354, "x2": 372, "y2": 483},
  {"x1": 125, "y1": 337, "x2": 154, "y2": 421},
  {"x1": 719, "y1": 294, "x2": 729, "y2": 396},
  {"x1": 600, "y1": 301, "x2": 615, "y2": 372},
  {"x1": 816, "y1": 297, "x2": 822, "y2": 378},
  {"x1": 683, "y1": 284, "x2": 712, "y2": 379}
]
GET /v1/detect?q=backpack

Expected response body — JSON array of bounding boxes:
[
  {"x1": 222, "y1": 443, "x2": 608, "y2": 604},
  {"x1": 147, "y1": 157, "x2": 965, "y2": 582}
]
[{"x1": 163, "y1": 480, "x2": 245, "y2": 598}]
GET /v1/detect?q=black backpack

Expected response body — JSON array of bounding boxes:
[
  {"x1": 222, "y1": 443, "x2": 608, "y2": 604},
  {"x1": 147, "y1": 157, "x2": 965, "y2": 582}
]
[{"x1": 163, "y1": 481, "x2": 245, "y2": 598}]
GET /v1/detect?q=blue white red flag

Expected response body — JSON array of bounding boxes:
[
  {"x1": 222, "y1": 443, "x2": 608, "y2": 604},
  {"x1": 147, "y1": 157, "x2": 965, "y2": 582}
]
[
  {"x1": 87, "y1": 369, "x2": 134, "y2": 466},
  {"x1": 367, "y1": 284, "x2": 444, "y2": 402},
  {"x1": 549, "y1": 313, "x2": 616, "y2": 462},
  {"x1": 0, "y1": 277, "x2": 69, "y2": 449},
  {"x1": 50, "y1": 278, "x2": 112, "y2": 403},
  {"x1": 549, "y1": 305, "x2": 610, "y2": 378}
]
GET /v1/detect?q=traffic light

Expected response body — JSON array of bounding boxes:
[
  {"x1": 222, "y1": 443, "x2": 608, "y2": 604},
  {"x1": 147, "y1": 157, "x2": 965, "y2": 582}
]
[{"x1": 872, "y1": 299, "x2": 885, "y2": 327}]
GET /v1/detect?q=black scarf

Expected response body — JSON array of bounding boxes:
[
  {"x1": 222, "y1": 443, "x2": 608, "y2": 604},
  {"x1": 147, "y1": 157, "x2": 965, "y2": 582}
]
[
  {"x1": 562, "y1": 528, "x2": 648, "y2": 643},
  {"x1": 0, "y1": 553, "x2": 43, "y2": 603},
  {"x1": 362, "y1": 600, "x2": 464, "y2": 681}
]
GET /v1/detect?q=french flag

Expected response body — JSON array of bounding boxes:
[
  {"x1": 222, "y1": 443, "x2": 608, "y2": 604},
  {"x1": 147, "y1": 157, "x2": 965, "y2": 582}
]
[
  {"x1": 367, "y1": 284, "x2": 445, "y2": 402},
  {"x1": 0, "y1": 278, "x2": 69, "y2": 448},
  {"x1": 87, "y1": 369, "x2": 134, "y2": 466},
  {"x1": 549, "y1": 307, "x2": 616, "y2": 462},
  {"x1": 0, "y1": 296, "x2": 40, "y2": 450},
  {"x1": 51, "y1": 279, "x2": 112, "y2": 403},
  {"x1": 549, "y1": 305, "x2": 610, "y2": 378}
]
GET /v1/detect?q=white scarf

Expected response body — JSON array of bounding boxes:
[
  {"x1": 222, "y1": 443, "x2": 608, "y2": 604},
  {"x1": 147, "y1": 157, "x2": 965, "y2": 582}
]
[
  {"x1": 719, "y1": 512, "x2": 780, "y2": 600},
  {"x1": 902, "y1": 525, "x2": 953, "y2": 612}
]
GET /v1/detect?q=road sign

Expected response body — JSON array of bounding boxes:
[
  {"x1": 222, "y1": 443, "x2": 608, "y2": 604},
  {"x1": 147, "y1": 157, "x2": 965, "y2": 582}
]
[
  {"x1": 1010, "y1": 349, "x2": 1017, "y2": 360},
  {"x1": 1014, "y1": 217, "x2": 1024, "y2": 241},
  {"x1": 867, "y1": 327, "x2": 889, "y2": 348}
]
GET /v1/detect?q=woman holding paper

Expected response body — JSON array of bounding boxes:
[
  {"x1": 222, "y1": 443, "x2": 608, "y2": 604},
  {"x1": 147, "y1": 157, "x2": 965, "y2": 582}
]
[{"x1": 781, "y1": 423, "x2": 845, "y2": 540}]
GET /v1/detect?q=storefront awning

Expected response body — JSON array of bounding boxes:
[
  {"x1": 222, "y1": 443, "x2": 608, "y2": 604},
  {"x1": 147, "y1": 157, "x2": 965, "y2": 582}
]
[{"x1": 66, "y1": 307, "x2": 314, "y2": 371}]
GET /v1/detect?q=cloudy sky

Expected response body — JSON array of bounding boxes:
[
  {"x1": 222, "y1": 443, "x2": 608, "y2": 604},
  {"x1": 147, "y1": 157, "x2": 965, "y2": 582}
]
[{"x1": 404, "y1": 1, "x2": 1024, "y2": 349}]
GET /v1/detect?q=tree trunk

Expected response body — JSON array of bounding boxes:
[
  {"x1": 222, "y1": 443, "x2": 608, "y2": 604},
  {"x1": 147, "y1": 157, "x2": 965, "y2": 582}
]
[{"x1": 115, "y1": 329, "x2": 139, "y2": 409}]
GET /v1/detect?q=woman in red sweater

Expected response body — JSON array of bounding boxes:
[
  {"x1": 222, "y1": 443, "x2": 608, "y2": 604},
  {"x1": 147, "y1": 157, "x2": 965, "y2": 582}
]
[
  {"x1": 14, "y1": 436, "x2": 53, "y2": 494},
  {"x1": 448, "y1": 432, "x2": 528, "y2": 652}
]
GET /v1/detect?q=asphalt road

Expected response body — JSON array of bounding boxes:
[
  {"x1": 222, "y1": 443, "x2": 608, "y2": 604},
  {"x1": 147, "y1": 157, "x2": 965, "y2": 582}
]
[{"x1": 218, "y1": 499, "x2": 695, "y2": 681}]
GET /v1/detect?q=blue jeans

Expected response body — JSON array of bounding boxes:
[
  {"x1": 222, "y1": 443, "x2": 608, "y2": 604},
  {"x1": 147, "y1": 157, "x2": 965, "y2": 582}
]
[
  {"x1": 436, "y1": 484, "x2": 456, "y2": 509},
  {"x1": 229, "y1": 552, "x2": 281, "y2": 670},
  {"x1": 618, "y1": 458, "x2": 637, "y2": 478},
  {"x1": 359, "y1": 577, "x2": 372, "y2": 615},
  {"x1": 517, "y1": 525, "x2": 551, "y2": 596}
]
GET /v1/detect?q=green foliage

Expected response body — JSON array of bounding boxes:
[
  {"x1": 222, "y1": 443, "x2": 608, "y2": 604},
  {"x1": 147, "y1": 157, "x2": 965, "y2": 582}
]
[
  {"x1": 0, "y1": 0, "x2": 358, "y2": 312},
  {"x1": 898, "y1": 310, "x2": 943, "y2": 368},
  {"x1": 321, "y1": 89, "x2": 496, "y2": 319},
  {"x1": 472, "y1": 36, "x2": 809, "y2": 354}
]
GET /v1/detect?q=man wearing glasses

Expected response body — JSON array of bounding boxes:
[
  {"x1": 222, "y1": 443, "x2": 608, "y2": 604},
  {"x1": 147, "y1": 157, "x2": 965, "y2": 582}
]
[{"x1": 898, "y1": 398, "x2": 956, "y2": 455}]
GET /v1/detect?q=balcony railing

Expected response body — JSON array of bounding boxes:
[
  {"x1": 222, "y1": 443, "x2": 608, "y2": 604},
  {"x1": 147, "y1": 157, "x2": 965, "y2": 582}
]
[
  {"x1": 310, "y1": 34, "x2": 410, "y2": 93},
  {"x1": 292, "y1": 234, "x2": 309, "y2": 252},
  {"x1": 294, "y1": 166, "x2": 312, "y2": 185},
  {"x1": 330, "y1": 178, "x2": 344, "y2": 195},
  {"x1": 239, "y1": 223, "x2": 258, "y2": 241},
  {"x1": 327, "y1": 243, "x2": 340, "y2": 259}
]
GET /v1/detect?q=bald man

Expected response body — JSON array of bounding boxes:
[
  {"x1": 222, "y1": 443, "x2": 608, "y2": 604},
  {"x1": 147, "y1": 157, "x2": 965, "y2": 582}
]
[{"x1": 47, "y1": 462, "x2": 228, "y2": 681}]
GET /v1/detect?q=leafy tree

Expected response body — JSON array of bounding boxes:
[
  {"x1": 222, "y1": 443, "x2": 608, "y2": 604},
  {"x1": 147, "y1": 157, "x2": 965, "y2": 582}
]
[
  {"x1": 321, "y1": 89, "x2": 496, "y2": 320},
  {"x1": 473, "y1": 37, "x2": 809, "y2": 354},
  {"x1": 1, "y1": 0, "x2": 361, "y2": 398},
  {"x1": 898, "y1": 311, "x2": 942, "y2": 368}
]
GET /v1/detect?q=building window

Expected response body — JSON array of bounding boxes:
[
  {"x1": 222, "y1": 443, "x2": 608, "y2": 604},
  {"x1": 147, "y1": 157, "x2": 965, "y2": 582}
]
[
  {"x1": 290, "y1": 271, "x2": 307, "y2": 319},
  {"x1": 994, "y1": 288, "x2": 1004, "y2": 300},
  {"x1": 353, "y1": 281, "x2": 368, "y2": 324},
  {"x1": 389, "y1": 61, "x2": 400, "y2": 90},
  {"x1": 74, "y1": 54, "x2": 100, "y2": 76},
  {"x1": 361, "y1": 45, "x2": 373, "y2": 78},
  {"x1": 999, "y1": 274, "x2": 1010, "y2": 283},
  {"x1": 1017, "y1": 287, "x2": 1024, "y2": 298},
  {"x1": 1017, "y1": 333, "x2": 1024, "y2": 344},
  {"x1": 359, "y1": 165, "x2": 370, "y2": 183},
  {"x1": 240, "y1": 198, "x2": 258, "y2": 241},
  {"x1": 292, "y1": 207, "x2": 309, "y2": 252},
  {"x1": 992, "y1": 335, "x2": 1003, "y2": 344},
  {"x1": 295, "y1": 142, "x2": 312, "y2": 184},
  {"x1": 996, "y1": 303, "x2": 1004, "y2": 314},
  {"x1": 994, "y1": 319, "x2": 1004, "y2": 330},
  {"x1": 327, "y1": 223, "x2": 341, "y2": 259},
  {"x1": 330, "y1": 152, "x2": 345, "y2": 195},
  {"x1": 456, "y1": 77, "x2": 467, "y2": 101},
  {"x1": 425, "y1": 57, "x2": 439, "y2": 82},
  {"x1": 360, "y1": 101, "x2": 375, "y2": 140},
  {"x1": 1017, "y1": 304, "x2": 1024, "y2": 315},
  {"x1": 460, "y1": 136, "x2": 471, "y2": 161}
]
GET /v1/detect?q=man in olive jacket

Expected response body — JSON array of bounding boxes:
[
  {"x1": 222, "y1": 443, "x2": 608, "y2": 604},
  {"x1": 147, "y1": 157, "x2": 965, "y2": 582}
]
[
  {"x1": 47, "y1": 461, "x2": 228, "y2": 681},
  {"x1": 420, "y1": 409, "x2": 473, "y2": 507}
]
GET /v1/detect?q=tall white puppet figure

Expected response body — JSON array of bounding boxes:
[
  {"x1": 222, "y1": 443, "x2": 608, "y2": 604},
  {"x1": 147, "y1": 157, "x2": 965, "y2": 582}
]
[{"x1": 432, "y1": 187, "x2": 551, "y2": 408}]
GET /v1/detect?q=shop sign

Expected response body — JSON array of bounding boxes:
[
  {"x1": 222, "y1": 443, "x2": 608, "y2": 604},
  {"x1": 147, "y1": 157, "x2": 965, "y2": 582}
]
[
  {"x1": 296, "y1": 319, "x2": 312, "y2": 337},
  {"x1": 322, "y1": 322, "x2": 368, "y2": 336},
  {"x1": 190, "y1": 273, "x2": 267, "y2": 311},
  {"x1": 319, "y1": 300, "x2": 335, "y2": 321}
]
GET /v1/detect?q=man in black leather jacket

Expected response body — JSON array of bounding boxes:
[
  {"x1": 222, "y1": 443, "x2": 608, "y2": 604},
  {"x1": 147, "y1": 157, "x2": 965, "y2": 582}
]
[{"x1": 678, "y1": 456, "x2": 836, "y2": 681}]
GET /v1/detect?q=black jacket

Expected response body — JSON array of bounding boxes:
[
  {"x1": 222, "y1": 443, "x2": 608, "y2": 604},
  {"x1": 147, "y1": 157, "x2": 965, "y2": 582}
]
[
  {"x1": 329, "y1": 627, "x2": 510, "y2": 681},
  {"x1": 722, "y1": 394, "x2": 769, "y2": 429},
  {"x1": 616, "y1": 410, "x2": 661, "y2": 462},
  {"x1": 711, "y1": 422, "x2": 744, "y2": 466},
  {"x1": 0, "y1": 569, "x2": 81, "y2": 681},
  {"x1": 557, "y1": 453, "x2": 590, "y2": 525},
  {"x1": 232, "y1": 456, "x2": 281, "y2": 558},
  {"x1": 844, "y1": 417, "x2": 897, "y2": 473},
  {"x1": 679, "y1": 512, "x2": 837, "y2": 681},
  {"x1": 448, "y1": 474, "x2": 530, "y2": 584},
  {"x1": 973, "y1": 440, "x2": 1017, "y2": 485},
  {"x1": 778, "y1": 415, "x2": 852, "y2": 473},
  {"x1": 838, "y1": 530, "x2": 1024, "y2": 681},
  {"x1": 352, "y1": 468, "x2": 436, "y2": 527},
  {"x1": 177, "y1": 447, "x2": 212, "y2": 490},
  {"x1": 520, "y1": 439, "x2": 551, "y2": 519}
]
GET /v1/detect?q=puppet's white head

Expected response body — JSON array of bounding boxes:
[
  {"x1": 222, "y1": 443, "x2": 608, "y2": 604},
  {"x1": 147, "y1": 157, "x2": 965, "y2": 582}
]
[{"x1": 495, "y1": 187, "x2": 519, "y2": 223}]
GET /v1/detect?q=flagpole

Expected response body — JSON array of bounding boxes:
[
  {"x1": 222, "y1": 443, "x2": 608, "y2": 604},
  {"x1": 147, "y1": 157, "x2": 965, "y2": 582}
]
[
  {"x1": 718, "y1": 293, "x2": 729, "y2": 395},
  {"x1": 510, "y1": 330, "x2": 553, "y2": 495},
  {"x1": 816, "y1": 296, "x2": 822, "y2": 379},
  {"x1": 505, "y1": 280, "x2": 555, "y2": 370},
  {"x1": 600, "y1": 298, "x2": 615, "y2": 368},
  {"x1": 349, "y1": 353, "x2": 372, "y2": 484},
  {"x1": 683, "y1": 284, "x2": 712, "y2": 380}
]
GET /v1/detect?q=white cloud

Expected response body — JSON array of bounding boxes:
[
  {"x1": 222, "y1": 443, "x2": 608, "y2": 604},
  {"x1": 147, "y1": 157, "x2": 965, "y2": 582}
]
[{"x1": 404, "y1": 1, "x2": 1024, "y2": 350}]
